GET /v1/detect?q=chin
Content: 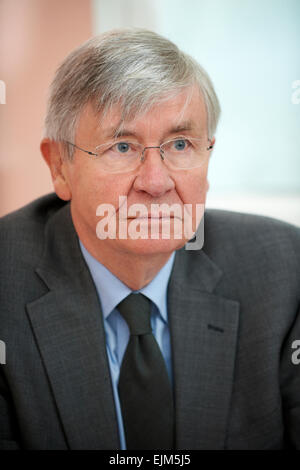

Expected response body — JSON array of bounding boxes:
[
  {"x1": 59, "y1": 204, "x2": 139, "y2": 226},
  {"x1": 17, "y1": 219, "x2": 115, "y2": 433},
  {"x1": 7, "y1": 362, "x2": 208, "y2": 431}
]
[{"x1": 112, "y1": 237, "x2": 187, "y2": 256}]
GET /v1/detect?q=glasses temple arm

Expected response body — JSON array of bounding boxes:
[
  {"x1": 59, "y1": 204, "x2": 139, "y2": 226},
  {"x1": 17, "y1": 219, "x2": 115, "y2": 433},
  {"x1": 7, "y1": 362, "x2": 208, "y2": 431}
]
[{"x1": 64, "y1": 141, "x2": 98, "y2": 156}]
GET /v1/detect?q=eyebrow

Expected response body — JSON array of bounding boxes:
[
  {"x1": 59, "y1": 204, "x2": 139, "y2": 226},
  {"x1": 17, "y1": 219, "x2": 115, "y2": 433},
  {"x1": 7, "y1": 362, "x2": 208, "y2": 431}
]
[{"x1": 102, "y1": 120, "x2": 196, "y2": 140}]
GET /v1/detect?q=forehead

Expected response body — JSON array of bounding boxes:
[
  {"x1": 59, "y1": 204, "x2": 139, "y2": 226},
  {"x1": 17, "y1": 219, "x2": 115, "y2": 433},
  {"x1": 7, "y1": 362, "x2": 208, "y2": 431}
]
[{"x1": 76, "y1": 86, "x2": 207, "y2": 141}]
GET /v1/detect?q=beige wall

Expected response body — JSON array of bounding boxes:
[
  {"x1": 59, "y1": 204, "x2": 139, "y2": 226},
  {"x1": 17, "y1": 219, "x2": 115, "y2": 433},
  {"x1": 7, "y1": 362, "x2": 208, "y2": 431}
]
[{"x1": 0, "y1": 0, "x2": 92, "y2": 216}]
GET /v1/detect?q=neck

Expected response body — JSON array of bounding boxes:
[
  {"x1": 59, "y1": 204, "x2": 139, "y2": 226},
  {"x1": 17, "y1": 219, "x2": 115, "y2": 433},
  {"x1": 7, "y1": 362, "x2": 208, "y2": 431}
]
[
  {"x1": 82, "y1": 240, "x2": 173, "y2": 290},
  {"x1": 71, "y1": 206, "x2": 180, "y2": 290}
]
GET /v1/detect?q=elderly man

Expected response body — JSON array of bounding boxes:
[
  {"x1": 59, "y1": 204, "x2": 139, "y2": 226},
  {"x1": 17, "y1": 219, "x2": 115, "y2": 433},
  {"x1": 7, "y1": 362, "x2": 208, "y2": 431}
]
[{"x1": 0, "y1": 29, "x2": 299, "y2": 450}]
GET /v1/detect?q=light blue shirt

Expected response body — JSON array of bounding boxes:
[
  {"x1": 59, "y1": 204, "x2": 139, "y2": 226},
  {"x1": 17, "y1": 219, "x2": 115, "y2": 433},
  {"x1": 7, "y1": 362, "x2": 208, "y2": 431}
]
[{"x1": 79, "y1": 240, "x2": 175, "y2": 450}]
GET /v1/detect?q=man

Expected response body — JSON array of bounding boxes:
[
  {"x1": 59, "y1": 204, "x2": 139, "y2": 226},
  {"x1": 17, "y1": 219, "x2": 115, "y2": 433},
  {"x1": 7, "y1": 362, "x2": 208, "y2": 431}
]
[{"x1": 0, "y1": 29, "x2": 299, "y2": 450}]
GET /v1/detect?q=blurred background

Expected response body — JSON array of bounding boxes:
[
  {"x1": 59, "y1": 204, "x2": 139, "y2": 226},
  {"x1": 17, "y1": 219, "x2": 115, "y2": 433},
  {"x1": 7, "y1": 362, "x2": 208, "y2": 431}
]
[{"x1": 0, "y1": 0, "x2": 299, "y2": 225}]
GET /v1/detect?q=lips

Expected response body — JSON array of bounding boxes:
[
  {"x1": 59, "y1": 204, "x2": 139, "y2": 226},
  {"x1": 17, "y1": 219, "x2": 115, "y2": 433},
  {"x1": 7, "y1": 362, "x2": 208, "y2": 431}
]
[
  {"x1": 129, "y1": 214, "x2": 175, "y2": 218},
  {"x1": 126, "y1": 215, "x2": 182, "y2": 221}
]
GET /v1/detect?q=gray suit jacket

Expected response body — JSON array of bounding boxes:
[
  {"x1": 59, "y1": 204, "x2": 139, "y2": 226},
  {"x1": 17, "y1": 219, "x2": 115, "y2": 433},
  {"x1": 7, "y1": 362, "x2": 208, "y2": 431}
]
[{"x1": 0, "y1": 193, "x2": 299, "y2": 450}]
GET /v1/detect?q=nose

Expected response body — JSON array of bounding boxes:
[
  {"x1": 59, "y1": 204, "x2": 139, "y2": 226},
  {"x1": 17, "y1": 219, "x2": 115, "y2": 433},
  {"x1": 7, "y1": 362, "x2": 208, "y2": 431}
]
[{"x1": 133, "y1": 147, "x2": 175, "y2": 198}]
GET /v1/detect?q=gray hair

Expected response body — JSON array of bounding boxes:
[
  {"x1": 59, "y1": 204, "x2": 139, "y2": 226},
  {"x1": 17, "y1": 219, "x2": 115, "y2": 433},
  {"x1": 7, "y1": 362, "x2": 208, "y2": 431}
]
[{"x1": 44, "y1": 28, "x2": 221, "y2": 158}]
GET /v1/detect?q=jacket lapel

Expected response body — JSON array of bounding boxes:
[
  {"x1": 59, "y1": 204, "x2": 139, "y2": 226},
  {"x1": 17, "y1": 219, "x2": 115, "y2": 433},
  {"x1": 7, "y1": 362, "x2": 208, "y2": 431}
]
[
  {"x1": 26, "y1": 204, "x2": 120, "y2": 449},
  {"x1": 168, "y1": 247, "x2": 240, "y2": 449}
]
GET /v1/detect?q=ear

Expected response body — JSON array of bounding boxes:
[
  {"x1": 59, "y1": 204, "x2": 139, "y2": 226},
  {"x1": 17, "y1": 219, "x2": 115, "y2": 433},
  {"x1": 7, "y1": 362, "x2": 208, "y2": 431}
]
[
  {"x1": 206, "y1": 137, "x2": 215, "y2": 191},
  {"x1": 40, "y1": 139, "x2": 72, "y2": 201}
]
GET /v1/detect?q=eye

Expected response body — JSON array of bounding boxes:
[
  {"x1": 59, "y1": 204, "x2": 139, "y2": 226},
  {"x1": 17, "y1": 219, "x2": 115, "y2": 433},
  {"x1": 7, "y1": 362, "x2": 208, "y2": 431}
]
[
  {"x1": 173, "y1": 139, "x2": 188, "y2": 151},
  {"x1": 116, "y1": 142, "x2": 130, "y2": 153}
]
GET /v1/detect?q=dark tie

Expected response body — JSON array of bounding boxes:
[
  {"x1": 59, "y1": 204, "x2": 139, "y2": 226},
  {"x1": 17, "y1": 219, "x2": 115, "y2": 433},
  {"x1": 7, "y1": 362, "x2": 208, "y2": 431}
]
[{"x1": 117, "y1": 293, "x2": 174, "y2": 450}]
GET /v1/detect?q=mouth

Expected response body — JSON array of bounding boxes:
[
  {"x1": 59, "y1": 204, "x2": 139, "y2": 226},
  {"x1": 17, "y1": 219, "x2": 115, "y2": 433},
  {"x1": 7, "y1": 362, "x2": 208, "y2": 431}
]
[
  {"x1": 129, "y1": 215, "x2": 174, "y2": 218},
  {"x1": 126, "y1": 215, "x2": 182, "y2": 222}
]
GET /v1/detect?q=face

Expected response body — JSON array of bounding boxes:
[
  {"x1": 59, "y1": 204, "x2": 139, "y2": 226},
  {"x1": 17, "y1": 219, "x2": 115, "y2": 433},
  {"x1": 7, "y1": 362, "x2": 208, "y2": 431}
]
[{"x1": 42, "y1": 86, "x2": 214, "y2": 260}]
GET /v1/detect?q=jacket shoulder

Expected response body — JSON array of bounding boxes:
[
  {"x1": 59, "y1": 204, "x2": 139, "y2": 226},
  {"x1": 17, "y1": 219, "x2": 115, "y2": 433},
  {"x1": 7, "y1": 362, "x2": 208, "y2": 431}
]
[
  {"x1": 0, "y1": 193, "x2": 67, "y2": 264},
  {"x1": 204, "y1": 208, "x2": 300, "y2": 258},
  {"x1": 203, "y1": 208, "x2": 300, "y2": 296},
  {"x1": 0, "y1": 193, "x2": 66, "y2": 228},
  {"x1": 202, "y1": 209, "x2": 300, "y2": 334}
]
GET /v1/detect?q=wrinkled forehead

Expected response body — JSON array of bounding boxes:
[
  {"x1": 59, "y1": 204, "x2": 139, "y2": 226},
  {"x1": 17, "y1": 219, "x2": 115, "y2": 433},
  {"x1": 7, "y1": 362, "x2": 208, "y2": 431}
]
[{"x1": 76, "y1": 85, "x2": 208, "y2": 142}]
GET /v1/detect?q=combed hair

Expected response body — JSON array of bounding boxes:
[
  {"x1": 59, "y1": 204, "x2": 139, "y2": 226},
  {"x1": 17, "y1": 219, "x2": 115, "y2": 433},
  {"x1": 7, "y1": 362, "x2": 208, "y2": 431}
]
[{"x1": 44, "y1": 28, "x2": 221, "y2": 157}]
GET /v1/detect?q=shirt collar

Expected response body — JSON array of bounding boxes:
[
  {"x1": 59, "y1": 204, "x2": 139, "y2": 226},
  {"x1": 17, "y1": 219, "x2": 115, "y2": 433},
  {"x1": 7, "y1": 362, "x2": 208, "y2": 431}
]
[{"x1": 79, "y1": 240, "x2": 175, "y2": 323}]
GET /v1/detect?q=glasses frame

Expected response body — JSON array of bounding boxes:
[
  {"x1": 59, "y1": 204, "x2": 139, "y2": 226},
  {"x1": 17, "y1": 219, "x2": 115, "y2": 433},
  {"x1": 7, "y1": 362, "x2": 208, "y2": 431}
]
[{"x1": 64, "y1": 136, "x2": 214, "y2": 170}]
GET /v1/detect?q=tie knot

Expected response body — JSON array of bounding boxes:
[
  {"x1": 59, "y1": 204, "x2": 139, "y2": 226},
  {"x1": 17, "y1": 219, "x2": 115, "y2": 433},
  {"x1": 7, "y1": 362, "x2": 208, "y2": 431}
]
[{"x1": 117, "y1": 293, "x2": 152, "y2": 335}]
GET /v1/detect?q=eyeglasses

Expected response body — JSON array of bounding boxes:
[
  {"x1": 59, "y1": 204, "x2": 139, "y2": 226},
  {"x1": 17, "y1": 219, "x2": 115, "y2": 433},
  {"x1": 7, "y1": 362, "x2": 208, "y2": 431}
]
[{"x1": 64, "y1": 136, "x2": 214, "y2": 173}]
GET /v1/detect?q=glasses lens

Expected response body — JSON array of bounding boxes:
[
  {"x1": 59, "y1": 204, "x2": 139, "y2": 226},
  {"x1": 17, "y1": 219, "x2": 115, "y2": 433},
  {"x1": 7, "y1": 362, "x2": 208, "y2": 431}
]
[
  {"x1": 95, "y1": 141, "x2": 143, "y2": 173},
  {"x1": 161, "y1": 138, "x2": 209, "y2": 169}
]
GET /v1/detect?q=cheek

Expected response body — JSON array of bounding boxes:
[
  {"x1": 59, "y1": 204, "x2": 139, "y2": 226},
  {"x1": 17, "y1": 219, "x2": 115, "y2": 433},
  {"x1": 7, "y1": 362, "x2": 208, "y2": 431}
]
[
  {"x1": 70, "y1": 165, "x2": 130, "y2": 211},
  {"x1": 176, "y1": 169, "x2": 209, "y2": 205}
]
